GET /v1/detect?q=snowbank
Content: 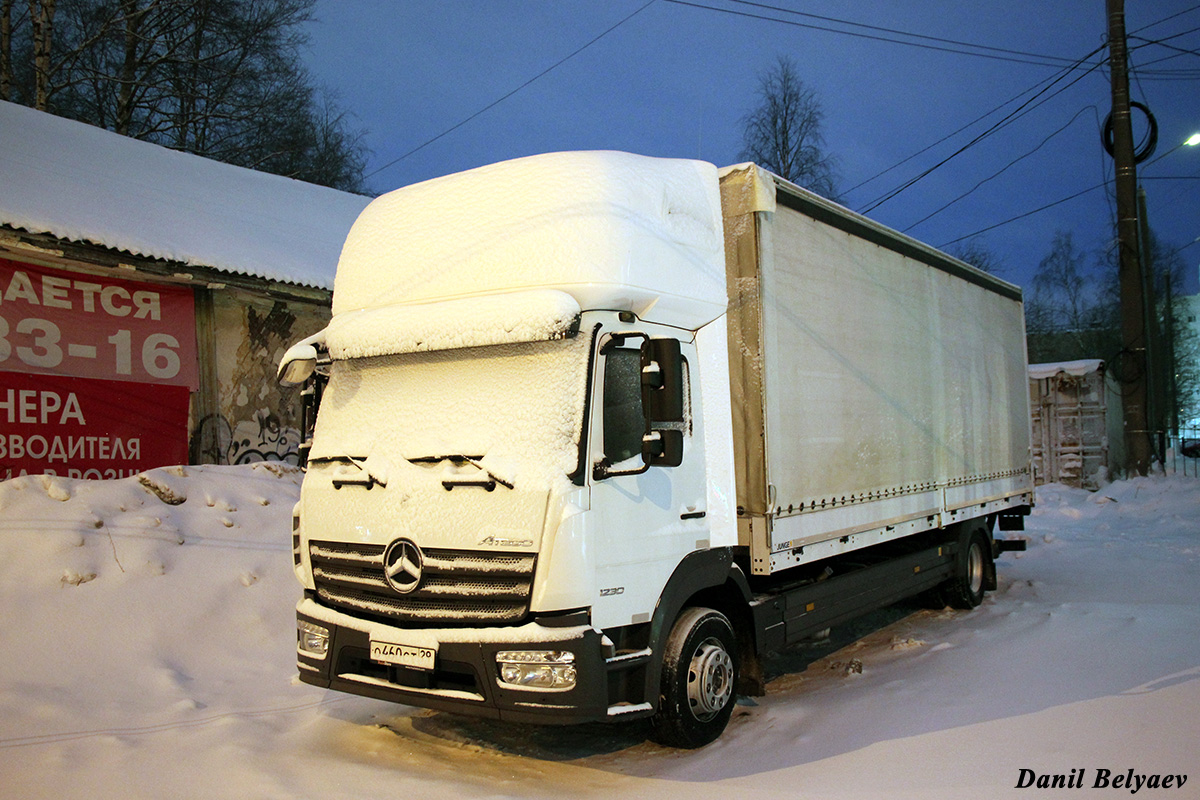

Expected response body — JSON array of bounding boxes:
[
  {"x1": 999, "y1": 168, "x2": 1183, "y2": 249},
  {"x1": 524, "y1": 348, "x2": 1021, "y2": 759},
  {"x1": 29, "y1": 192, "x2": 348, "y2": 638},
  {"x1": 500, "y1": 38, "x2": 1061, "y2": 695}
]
[{"x1": 1, "y1": 468, "x2": 1198, "y2": 799}]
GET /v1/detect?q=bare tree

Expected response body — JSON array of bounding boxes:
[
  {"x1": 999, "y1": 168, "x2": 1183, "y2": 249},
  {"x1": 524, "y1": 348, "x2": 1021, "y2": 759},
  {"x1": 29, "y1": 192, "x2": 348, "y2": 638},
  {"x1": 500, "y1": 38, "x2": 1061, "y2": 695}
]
[
  {"x1": 1027, "y1": 231, "x2": 1094, "y2": 335},
  {"x1": 948, "y1": 239, "x2": 1003, "y2": 275},
  {"x1": 28, "y1": 0, "x2": 54, "y2": 108},
  {"x1": 3, "y1": 0, "x2": 367, "y2": 192},
  {"x1": 1024, "y1": 230, "x2": 1123, "y2": 367},
  {"x1": 740, "y1": 56, "x2": 838, "y2": 199},
  {"x1": 1145, "y1": 235, "x2": 1200, "y2": 432},
  {"x1": 1023, "y1": 228, "x2": 1198, "y2": 434},
  {"x1": 1, "y1": 0, "x2": 15, "y2": 99}
]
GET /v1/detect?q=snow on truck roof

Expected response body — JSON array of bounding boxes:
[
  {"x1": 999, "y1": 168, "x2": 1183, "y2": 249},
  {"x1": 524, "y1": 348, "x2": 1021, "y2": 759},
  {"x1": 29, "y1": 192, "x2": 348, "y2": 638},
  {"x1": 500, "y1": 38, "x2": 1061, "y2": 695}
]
[
  {"x1": 0, "y1": 100, "x2": 370, "y2": 289},
  {"x1": 1029, "y1": 359, "x2": 1105, "y2": 379},
  {"x1": 331, "y1": 150, "x2": 729, "y2": 330}
]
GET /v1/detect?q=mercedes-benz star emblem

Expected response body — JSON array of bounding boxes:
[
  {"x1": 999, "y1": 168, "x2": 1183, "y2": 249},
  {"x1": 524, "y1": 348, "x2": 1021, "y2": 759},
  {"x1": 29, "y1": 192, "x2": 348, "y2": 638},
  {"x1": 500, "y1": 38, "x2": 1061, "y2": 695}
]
[{"x1": 382, "y1": 538, "x2": 423, "y2": 594}]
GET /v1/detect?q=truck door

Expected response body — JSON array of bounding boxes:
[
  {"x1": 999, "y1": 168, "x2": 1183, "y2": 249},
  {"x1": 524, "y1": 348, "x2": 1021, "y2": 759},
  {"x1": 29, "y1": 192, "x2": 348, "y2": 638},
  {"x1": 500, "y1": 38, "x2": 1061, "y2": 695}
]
[{"x1": 588, "y1": 329, "x2": 710, "y2": 631}]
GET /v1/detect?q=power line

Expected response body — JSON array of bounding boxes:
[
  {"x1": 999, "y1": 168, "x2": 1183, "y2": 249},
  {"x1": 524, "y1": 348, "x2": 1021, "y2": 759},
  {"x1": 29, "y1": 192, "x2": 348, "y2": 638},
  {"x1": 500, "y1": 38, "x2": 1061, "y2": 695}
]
[
  {"x1": 835, "y1": 3, "x2": 1199, "y2": 246},
  {"x1": 363, "y1": 0, "x2": 657, "y2": 181},
  {"x1": 938, "y1": 183, "x2": 1106, "y2": 248},
  {"x1": 663, "y1": 0, "x2": 1091, "y2": 68},
  {"x1": 934, "y1": 171, "x2": 1200, "y2": 251},
  {"x1": 845, "y1": 68, "x2": 1085, "y2": 197},
  {"x1": 1130, "y1": 33, "x2": 1200, "y2": 60},
  {"x1": 1132, "y1": 21, "x2": 1200, "y2": 44},
  {"x1": 1129, "y1": 3, "x2": 1200, "y2": 35},
  {"x1": 1126, "y1": 22, "x2": 1200, "y2": 78},
  {"x1": 719, "y1": 0, "x2": 1085, "y2": 66},
  {"x1": 902, "y1": 106, "x2": 1097, "y2": 233},
  {"x1": 850, "y1": 4, "x2": 1199, "y2": 207},
  {"x1": 858, "y1": 47, "x2": 1106, "y2": 214}
]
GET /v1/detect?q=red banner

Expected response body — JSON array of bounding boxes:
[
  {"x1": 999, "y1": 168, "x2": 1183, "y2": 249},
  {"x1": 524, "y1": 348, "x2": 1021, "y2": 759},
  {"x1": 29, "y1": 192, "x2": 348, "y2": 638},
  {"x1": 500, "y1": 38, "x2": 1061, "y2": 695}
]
[
  {"x1": 0, "y1": 257, "x2": 197, "y2": 388},
  {"x1": 1, "y1": 258, "x2": 196, "y2": 479},
  {"x1": 0, "y1": 371, "x2": 190, "y2": 480}
]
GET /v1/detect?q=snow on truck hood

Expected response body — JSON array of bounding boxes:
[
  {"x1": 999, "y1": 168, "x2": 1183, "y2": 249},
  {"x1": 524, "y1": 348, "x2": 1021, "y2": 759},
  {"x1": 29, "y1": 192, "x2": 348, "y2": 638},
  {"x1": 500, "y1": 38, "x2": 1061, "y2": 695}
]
[{"x1": 330, "y1": 151, "x2": 729, "y2": 330}]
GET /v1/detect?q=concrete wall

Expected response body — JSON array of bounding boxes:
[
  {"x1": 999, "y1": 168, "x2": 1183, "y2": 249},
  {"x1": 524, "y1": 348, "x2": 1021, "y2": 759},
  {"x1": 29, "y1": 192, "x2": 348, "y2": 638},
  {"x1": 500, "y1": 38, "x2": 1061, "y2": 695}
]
[{"x1": 190, "y1": 287, "x2": 329, "y2": 465}]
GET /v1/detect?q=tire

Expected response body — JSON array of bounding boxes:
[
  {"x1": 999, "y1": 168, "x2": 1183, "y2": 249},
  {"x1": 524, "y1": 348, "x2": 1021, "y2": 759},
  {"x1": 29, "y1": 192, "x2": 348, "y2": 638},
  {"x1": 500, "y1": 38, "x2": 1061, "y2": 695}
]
[
  {"x1": 945, "y1": 525, "x2": 991, "y2": 609},
  {"x1": 650, "y1": 606, "x2": 739, "y2": 749}
]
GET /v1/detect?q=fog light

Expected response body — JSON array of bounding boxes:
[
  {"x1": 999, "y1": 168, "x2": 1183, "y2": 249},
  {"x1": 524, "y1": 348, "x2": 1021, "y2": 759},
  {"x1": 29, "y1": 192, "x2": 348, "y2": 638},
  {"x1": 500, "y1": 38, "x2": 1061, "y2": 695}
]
[
  {"x1": 298, "y1": 620, "x2": 329, "y2": 658},
  {"x1": 495, "y1": 650, "x2": 576, "y2": 690}
]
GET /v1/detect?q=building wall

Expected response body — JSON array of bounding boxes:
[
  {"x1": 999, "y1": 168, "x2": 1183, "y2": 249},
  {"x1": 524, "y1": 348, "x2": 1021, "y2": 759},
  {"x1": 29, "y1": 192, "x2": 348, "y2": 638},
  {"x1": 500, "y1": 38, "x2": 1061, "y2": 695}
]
[
  {"x1": 2, "y1": 230, "x2": 332, "y2": 480},
  {"x1": 191, "y1": 289, "x2": 329, "y2": 465}
]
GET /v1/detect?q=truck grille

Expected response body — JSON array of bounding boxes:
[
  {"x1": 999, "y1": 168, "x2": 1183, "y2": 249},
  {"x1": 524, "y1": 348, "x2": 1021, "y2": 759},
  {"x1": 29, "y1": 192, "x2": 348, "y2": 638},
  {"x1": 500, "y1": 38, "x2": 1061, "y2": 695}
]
[{"x1": 308, "y1": 540, "x2": 535, "y2": 625}]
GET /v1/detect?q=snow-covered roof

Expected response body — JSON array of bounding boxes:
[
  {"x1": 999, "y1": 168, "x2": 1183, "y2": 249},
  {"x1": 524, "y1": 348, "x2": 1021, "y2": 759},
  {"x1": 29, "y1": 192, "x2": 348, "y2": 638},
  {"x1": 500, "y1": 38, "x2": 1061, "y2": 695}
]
[
  {"x1": 0, "y1": 100, "x2": 371, "y2": 290},
  {"x1": 1028, "y1": 359, "x2": 1105, "y2": 379}
]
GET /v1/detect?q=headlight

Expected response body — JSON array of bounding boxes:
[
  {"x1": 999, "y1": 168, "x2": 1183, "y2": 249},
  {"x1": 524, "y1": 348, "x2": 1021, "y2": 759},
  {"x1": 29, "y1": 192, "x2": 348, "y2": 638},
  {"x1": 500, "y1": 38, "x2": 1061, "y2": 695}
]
[
  {"x1": 297, "y1": 620, "x2": 329, "y2": 658},
  {"x1": 495, "y1": 650, "x2": 576, "y2": 690}
]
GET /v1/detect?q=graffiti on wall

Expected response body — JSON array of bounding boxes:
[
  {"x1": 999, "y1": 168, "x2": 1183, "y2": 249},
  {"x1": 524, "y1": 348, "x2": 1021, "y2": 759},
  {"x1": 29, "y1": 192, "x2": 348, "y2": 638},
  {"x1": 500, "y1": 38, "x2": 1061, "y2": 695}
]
[
  {"x1": 191, "y1": 409, "x2": 301, "y2": 465},
  {"x1": 190, "y1": 295, "x2": 327, "y2": 467}
]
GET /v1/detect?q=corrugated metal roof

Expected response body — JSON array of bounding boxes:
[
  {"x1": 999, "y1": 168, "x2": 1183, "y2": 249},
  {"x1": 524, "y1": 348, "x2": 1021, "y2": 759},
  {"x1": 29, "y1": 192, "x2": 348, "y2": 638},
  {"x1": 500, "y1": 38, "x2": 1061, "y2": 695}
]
[{"x1": 0, "y1": 101, "x2": 371, "y2": 290}]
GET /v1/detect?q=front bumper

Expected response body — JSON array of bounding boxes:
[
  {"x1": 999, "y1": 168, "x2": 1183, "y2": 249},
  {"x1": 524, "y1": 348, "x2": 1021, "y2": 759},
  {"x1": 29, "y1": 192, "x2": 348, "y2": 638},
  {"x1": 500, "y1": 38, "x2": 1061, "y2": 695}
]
[{"x1": 296, "y1": 596, "x2": 618, "y2": 725}]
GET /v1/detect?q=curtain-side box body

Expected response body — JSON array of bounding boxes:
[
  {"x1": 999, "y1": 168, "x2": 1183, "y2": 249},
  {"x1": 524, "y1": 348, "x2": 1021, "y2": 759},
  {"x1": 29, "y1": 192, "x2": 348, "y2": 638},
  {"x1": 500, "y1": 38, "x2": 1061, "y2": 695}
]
[{"x1": 719, "y1": 165, "x2": 1033, "y2": 575}]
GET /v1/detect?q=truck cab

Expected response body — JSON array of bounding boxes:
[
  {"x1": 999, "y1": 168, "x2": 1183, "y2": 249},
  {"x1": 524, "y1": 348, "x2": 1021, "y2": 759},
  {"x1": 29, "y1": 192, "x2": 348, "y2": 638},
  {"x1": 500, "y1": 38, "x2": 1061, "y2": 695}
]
[{"x1": 283, "y1": 152, "x2": 746, "y2": 746}]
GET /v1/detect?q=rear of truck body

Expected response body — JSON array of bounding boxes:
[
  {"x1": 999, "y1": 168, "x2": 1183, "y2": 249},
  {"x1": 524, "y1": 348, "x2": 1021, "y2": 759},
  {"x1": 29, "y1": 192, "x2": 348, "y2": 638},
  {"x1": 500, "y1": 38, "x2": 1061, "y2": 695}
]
[{"x1": 283, "y1": 152, "x2": 1033, "y2": 747}]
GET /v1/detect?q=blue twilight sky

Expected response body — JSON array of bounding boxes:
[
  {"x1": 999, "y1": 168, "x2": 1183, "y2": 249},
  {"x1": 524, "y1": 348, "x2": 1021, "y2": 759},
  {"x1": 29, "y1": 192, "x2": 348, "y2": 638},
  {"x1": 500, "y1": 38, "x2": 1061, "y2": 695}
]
[{"x1": 302, "y1": 1, "x2": 1200, "y2": 293}]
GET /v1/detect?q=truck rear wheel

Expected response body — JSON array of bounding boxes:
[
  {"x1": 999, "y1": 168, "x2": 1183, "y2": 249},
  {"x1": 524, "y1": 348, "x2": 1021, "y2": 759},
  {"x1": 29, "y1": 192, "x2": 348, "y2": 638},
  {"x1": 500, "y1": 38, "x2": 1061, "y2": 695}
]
[
  {"x1": 945, "y1": 525, "x2": 991, "y2": 609},
  {"x1": 651, "y1": 606, "x2": 739, "y2": 749}
]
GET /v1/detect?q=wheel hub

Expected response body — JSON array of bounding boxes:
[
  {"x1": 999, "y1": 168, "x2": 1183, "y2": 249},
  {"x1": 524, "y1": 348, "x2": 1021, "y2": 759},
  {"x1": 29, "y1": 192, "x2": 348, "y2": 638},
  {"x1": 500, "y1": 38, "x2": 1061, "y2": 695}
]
[
  {"x1": 687, "y1": 637, "x2": 734, "y2": 721},
  {"x1": 968, "y1": 541, "x2": 984, "y2": 596}
]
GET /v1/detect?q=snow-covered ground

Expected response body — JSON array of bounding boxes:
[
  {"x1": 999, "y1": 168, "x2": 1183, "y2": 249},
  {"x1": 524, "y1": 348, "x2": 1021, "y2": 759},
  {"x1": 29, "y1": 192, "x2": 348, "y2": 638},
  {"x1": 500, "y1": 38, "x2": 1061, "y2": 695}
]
[{"x1": 1, "y1": 466, "x2": 1197, "y2": 799}]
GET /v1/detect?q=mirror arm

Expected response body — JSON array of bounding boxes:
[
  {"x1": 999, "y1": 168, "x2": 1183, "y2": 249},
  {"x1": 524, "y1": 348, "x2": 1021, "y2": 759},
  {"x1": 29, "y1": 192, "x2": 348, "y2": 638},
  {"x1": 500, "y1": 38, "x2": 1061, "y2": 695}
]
[{"x1": 593, "y1": 456, "x2": 652, "y2": 481}]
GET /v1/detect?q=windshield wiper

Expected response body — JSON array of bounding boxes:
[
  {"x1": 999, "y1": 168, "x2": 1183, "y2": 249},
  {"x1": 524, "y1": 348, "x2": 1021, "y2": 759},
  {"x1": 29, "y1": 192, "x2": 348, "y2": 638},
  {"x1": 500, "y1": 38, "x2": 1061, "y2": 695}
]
[
  {"x1": 318, "y1": 456, "x2": 386, "y2": 490},
  {"x1": 410, "y1": 455, "x2": 513, "y2": 491}
]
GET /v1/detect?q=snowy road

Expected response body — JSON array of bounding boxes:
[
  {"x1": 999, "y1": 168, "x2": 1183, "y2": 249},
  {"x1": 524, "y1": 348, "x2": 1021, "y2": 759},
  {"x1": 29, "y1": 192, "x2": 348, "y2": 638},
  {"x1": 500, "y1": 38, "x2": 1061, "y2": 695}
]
[{"x1": 1, "y1": 466, "x2": 1197, "y2": 799}]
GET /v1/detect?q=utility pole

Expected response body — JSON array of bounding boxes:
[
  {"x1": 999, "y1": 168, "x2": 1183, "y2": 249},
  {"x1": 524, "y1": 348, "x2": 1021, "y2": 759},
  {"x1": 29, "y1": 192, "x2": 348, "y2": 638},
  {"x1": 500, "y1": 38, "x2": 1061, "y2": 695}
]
[
  {"x1": 1137, "y1": 186, "x2": 1162, "y2": 460},
  {"x1": 1107, "y1": 0, "x2": 1152, "y2": 475}
]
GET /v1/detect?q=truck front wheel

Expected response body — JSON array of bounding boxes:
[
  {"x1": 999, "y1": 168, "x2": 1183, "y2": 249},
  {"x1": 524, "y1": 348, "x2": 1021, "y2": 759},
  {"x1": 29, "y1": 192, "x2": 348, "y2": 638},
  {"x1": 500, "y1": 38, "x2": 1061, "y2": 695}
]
[{"x1": 651, "y1": 606, "x2": 739, "y2": 748}]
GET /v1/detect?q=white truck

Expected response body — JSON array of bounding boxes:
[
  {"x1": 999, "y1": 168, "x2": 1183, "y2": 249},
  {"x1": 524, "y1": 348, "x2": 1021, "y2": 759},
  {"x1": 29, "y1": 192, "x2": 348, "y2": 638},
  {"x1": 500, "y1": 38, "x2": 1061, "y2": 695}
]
[{"x1": 279, "y1": 151, "x2": 1033, "y2": 748}]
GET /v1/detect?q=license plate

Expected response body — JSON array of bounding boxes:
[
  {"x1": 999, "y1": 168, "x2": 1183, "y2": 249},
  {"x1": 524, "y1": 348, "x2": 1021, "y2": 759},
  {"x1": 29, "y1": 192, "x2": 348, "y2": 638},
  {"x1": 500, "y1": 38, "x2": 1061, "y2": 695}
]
[{"x1": 370, "y1": 640, "x2": 436, "y2": 670}]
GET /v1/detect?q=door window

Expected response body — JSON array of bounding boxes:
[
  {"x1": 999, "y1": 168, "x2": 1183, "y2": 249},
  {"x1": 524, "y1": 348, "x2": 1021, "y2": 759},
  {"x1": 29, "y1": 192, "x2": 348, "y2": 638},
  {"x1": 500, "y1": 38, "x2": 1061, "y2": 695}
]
[{"x1": 602, "y1": 347, "x2": 644, "y2": 466}]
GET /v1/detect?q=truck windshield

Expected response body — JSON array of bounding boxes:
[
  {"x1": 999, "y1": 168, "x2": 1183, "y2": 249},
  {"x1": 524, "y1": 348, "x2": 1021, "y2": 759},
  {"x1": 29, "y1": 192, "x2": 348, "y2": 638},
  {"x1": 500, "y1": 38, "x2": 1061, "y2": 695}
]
[{"x1": 308, "y1": 334, "x2": 592, "y2": 490}]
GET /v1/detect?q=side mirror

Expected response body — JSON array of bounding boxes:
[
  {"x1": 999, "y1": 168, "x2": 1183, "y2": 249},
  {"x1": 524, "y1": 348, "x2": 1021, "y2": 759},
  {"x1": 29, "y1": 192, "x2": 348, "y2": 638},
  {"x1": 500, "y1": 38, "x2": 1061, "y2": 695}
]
[
  {"x1": 641, "y1": 338, "x2": 685, "y2": 469},
  {"x1": 278, "y1": 343, "x2": 318, "y2": 387},
  {"x1": 642, "y1": 429, "x2": 684, "y2": 467},
  {"x1": 641, "y1": 338, "x2": 684, "y2": 422}
]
